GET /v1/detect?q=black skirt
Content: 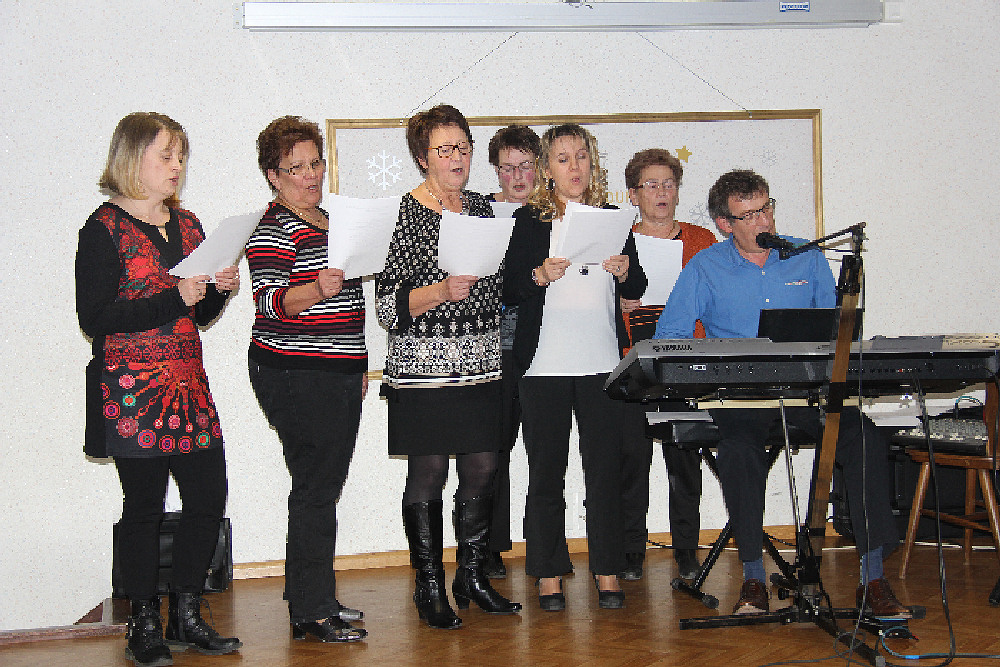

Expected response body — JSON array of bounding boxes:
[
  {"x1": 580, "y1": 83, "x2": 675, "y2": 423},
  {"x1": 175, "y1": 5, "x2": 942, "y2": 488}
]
[{"x1": 384, "y1": 380, "x2": 503, "y2": 456}]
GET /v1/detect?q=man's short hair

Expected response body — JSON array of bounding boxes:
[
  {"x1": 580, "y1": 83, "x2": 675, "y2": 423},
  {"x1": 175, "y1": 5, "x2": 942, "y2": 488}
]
[{"x1": 708, "y1": 169, "x2": 770, "y2": 220}]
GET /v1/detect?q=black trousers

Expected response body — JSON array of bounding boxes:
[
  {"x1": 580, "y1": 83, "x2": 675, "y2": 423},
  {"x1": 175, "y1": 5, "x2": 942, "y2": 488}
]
[
  {"x1": 519, "y1": 373, "x2": 626, "y2": 577},
  {"x1": 621, "y1": 402, "x2": 703, "y2": 553},
  {"x1": 249, "y1": 362, "x2": 363, "y2": 624},
  {"x1": 708, "y1": 406, "x2": 899, "y2": 563},
  {"x1": 114, "y1": 446, "x2": 228, "y2": 599},
  {"x1": 489, "y1": 349, "x2": 521, "y2": 553}
]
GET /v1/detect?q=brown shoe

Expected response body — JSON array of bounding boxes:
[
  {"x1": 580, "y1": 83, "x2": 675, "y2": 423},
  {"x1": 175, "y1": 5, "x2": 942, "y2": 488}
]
[
  {"x1": 733, "y1": 579, "x2": 769, "y2": 615},
  {"x1": 857, "y1": 577, "x2": 913, "y2": 619}
]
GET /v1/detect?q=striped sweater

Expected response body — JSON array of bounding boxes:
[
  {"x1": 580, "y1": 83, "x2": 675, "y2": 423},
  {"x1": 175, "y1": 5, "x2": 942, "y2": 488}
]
[{"x1": 246, "y1": 202, "x2": 367, "y2": 372}]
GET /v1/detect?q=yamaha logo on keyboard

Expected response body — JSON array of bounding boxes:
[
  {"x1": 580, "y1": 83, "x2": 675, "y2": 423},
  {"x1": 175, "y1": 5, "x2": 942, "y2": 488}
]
[{"x1": 653, "y1": 343, "x2": 694, "y2": 351}]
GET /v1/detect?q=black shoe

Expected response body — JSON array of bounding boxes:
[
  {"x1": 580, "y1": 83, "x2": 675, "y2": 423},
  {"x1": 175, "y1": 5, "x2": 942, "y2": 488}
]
[
  {"x1": 403, "y1": 500, "x2": 462, "y2": 629},
  {"x1": 593, "y1": 574, "x2": 625, "y2": 610},
  {"x1": 619, "y1": 552, "x2": 644, "y2": 581},
  {"x1": 674, "y1": 548, "x2": 700, "y2": 580},
  {"x1": 126, "y1": 598, "x2": 172, "y2": 667},
  {"x1": 336, "y1": 601, "x2": 364, "y2": 622},
  {"x1": 165, "y1": 593, "x2": 242, "y2": 655},
  {"x1": 482, "y1": 550, "x2": 508, "y2": 579},
  {"x1": 537, "y1": 577, "x2": 566, "y2": 612},
  {"x1": 292, "y1": 617, "x2": 367, "y2": 642},
  {"x1": 452, "y1": 496, "x2": 521, "y2": 615}
]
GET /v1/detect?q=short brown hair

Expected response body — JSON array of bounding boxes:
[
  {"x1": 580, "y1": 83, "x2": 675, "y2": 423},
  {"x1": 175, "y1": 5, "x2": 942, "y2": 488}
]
[
  {"x1": 624, "y1": 148, "x2": 683, "y2": 190},
  {"x1": 257, "y1": 116, "x2": 324, "y2": 192},
  {"x1": 406, "y1": 104, "x2": 472, "y2": 174},
  {"x1": 708, "y1": 169, "x2": 769, "y2": 220},
  {"x1": 527, "y1": 124, "x2": 607, "y2": 221},
  {"x1": 99, "y1": 112, "x2": 189, "y2": 207},
  {"x1": 488, "y1": 124, "x2": 540, "y2": 166}
]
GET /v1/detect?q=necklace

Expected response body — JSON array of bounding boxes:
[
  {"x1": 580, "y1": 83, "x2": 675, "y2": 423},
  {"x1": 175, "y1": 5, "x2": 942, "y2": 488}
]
[
  {"x1": 423, "y1": 182, "x2": 466, "y2": 213},
  {"x1": 276, "y1": 196, "x2": 327, "y2": 229},
  {"x1": 640, "y1": 218, "x2": 681, "y2": 240}
]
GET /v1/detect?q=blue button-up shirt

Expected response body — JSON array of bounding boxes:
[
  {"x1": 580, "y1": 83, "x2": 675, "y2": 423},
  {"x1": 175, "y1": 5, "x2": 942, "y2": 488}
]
[{"x1": 654, "y1": 235, "x2": 836, "y2": 340}]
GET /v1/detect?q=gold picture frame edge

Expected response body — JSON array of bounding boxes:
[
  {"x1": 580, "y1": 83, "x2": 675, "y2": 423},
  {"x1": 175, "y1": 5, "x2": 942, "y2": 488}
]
[{"x1": 325, "y1": 109, "x2": 823, "y2": 237}]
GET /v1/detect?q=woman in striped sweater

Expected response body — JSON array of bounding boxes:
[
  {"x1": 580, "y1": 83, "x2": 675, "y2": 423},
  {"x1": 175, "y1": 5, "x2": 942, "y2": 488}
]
[{"x1": 246, "y1": 116, "x2": 368, "y2": 644}]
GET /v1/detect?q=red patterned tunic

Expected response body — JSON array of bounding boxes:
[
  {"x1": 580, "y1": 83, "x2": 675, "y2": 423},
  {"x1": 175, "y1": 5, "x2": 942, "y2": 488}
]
[{"x1": 76, "y1": 203, "x2": 228, "y2": 458}]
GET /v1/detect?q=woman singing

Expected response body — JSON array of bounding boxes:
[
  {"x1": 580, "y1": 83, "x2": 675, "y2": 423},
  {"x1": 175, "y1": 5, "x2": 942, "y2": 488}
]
[
  {"x1": 76, "y1": 112, "x2": 241, "y2": 667},
  {"x1": 378, "y1": 104, "x2": 521, "y2": 630}
]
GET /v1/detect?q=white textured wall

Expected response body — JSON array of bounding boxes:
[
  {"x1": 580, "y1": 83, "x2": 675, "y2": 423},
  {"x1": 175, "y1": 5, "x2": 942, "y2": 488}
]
[{"x1": 2, "y1": 0, "x2": 998, "y2": 631}]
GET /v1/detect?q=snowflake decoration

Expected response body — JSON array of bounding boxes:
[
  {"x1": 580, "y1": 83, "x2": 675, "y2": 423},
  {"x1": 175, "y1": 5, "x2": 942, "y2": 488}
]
[
  {"x1": 367, "y1": 150, "x2": 404, "y2": 190},
  {"x1": 689, "y1": 202, "x2": 711, "y2": 227},
  {"x1": 759, "y1": 149, "x2": 778, "y2": 167}
]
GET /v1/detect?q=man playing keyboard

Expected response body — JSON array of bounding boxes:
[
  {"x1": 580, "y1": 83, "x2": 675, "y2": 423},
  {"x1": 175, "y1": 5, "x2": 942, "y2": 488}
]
[{"x1": 654, "y1": 169, "x2": 910, "y2": 618}]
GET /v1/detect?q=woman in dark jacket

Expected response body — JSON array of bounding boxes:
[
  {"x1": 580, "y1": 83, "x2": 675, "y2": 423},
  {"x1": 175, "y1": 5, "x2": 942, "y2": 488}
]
[{"x1": 503, "y1": 123, "x2": 646, "y2": 611}]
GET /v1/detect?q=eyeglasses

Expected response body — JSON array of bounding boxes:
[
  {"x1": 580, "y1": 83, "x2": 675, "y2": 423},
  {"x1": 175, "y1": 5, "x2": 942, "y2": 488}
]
[
  {"x1": 429, "y1": 141, "x2": 474, "y2": 158},
  {"x1": 727, "y1": 198, "x2": 776, "y2": 222},
  {"x1": 638, "y1": 179, "x2": 677, "y2": 192},
  {"x1": 497, "y1": 161, "x2": 535, "y2": 176},
  {"x1": 277, "y1": 158, "x2": 326, "y2": 177}
]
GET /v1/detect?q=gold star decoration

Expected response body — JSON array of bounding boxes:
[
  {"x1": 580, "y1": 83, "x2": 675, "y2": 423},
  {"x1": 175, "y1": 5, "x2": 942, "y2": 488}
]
[{"x1": 676, "y1": 145, "x2": 692, "y2": 162}]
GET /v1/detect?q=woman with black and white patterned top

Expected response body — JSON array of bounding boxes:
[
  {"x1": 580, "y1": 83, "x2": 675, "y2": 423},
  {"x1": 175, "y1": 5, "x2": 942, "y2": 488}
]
[{"x1": 377, "y1": 104, "x2": 521, "y2": 629}]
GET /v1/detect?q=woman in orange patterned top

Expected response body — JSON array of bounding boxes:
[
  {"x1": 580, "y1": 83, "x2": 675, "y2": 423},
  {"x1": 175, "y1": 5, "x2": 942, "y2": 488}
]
[
  {"x1": 618, "y1": 148, "x2": 717, "y2": 583},
  {"x1": 76, "y1": 112, "x2": 240, "y2": 667}
]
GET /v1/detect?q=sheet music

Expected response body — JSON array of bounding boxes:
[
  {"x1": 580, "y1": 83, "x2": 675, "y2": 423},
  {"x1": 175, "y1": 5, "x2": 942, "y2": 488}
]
[
  {"x1": 438, "y1": 211, "x2": 515, "y2": 277},
  {"x1": 489, "y1": 200, "x2": 522, "y2": 219},
  {"x1": 553, "y1": 202, "x2": 634, "y2": 264},
  {"x1": 170, "y1": 209, "x2": 264, "y2": 279},
  {"x1": 632, "y1": 233, "x2": 684, "y2": 305},
  {"x1": 325, "y1": 194, "x2": 401, "y2": 278}
]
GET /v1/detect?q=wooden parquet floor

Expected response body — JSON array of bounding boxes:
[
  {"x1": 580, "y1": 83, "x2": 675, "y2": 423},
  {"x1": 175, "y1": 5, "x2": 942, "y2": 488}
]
[{"x1": 4, "y1": 543, "x2": 1000, "y2": 667}]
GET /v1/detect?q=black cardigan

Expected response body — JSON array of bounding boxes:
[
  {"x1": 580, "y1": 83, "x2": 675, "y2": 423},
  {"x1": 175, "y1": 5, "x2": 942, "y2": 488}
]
[{"x1": 502, "y1": 204, "x2": 646, "y2": 375}]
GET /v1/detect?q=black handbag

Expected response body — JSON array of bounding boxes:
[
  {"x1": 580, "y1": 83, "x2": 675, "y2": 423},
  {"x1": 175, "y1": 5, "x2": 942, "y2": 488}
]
[{"x1": 111, "y1": 512, "x2": 233, "y2": 598}]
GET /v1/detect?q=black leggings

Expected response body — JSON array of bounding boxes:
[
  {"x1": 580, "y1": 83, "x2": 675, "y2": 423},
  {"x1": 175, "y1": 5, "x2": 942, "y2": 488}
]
[
  {"x1": 402, "y1": 452, "x2": 498, "y2": 505},
  {"x1": 114, "y1": 447, "x2": 227, "y2": 599}
]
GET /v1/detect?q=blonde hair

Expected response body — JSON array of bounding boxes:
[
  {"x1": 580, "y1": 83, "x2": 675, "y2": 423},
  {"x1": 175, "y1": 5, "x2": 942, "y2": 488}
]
[
  {"x1": 527, "y1": 124, "x2": 607, "y2": 221},
  {"x1": 99, "y1": 112, "x2": 188, "y2": 207}
]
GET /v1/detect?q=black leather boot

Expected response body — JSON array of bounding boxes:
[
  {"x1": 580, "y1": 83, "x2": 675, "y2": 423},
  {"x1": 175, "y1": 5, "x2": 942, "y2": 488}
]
[
  {"x1": 403, "y1": 500, "x2": 462, "y2": 629},
  {"x1": 165, "y1": 592, "x2": 243, "y2": 655},
  {"x1": 126, "y1": 598, "x2": 172, "y2": 667},
  {"x1": 452, "y1": 495, "x2": 522, "y2": 615}
]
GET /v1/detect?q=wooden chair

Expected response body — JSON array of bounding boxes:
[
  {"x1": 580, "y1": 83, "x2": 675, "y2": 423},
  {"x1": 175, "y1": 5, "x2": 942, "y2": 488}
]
[{"x1": 898, "y1": 384, "x2": 1000, "y2": 578}]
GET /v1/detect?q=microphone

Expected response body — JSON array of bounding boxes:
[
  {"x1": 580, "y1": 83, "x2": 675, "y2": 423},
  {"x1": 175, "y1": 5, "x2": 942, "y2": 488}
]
[{"x1": 755, "y1": 232, "x2": 796, "y2": 252}]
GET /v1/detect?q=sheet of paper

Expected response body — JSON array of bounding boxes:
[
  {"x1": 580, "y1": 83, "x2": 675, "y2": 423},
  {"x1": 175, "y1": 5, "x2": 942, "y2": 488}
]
[
  {"x1": 553, "y1": 203, "x2": 635, "y2": 265},
  {"x1": 489, "y1": 200, "x2": 522, "y2": 219},
  {"x1": 170, "y1": 209, "x2": 264, "y2": 279},
  {"x1": 325, "y1": 194, "x2": 401, "y2": 278},
  {"x1": 633, "y1": 234, "x2": 684, "y2": 305},
  {"x1": 438, "y1": 211, "x2": 515, "y2": 277}
]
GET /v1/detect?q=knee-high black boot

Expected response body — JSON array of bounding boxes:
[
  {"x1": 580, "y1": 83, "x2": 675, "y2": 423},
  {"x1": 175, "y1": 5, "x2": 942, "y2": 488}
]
[
  {"x1": 126, "y1": 598, "x2": 172, "y2": 667},
  {"x1": 165, "y1": 592, "x2": 242, "y2": 655},
  {"x1": 402, "y1": 500, "x2": 462, "y2": 629},
  {"x1": 452, "y1": 495, "x2": 522, "y2": 614}
]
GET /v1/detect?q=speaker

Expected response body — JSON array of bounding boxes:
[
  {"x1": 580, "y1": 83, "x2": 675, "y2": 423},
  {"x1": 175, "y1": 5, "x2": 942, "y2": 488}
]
[{"x1": 831, "y1": 433, "x2": 970, "y2": 542}]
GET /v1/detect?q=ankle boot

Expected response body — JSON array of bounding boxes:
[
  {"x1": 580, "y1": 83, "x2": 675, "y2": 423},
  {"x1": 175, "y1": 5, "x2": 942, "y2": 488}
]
[
  {"x1": 452, "y1": 495, "x2": 522, "y2": 615},
  {"x1": 165, "y1": 592, "x2": 243, "y2": 655},
  {"x1": 126, "y1": 598, "x2": 172, "y2": 667},
  {"x1": 402, "y1": 500, "x2": 462, "y2": 629}
]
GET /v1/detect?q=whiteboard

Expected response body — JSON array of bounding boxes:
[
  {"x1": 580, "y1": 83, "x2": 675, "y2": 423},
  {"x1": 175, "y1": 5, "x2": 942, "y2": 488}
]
[{"x1": 327, "y1": 110, "x2": 824, "y2": 370}]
